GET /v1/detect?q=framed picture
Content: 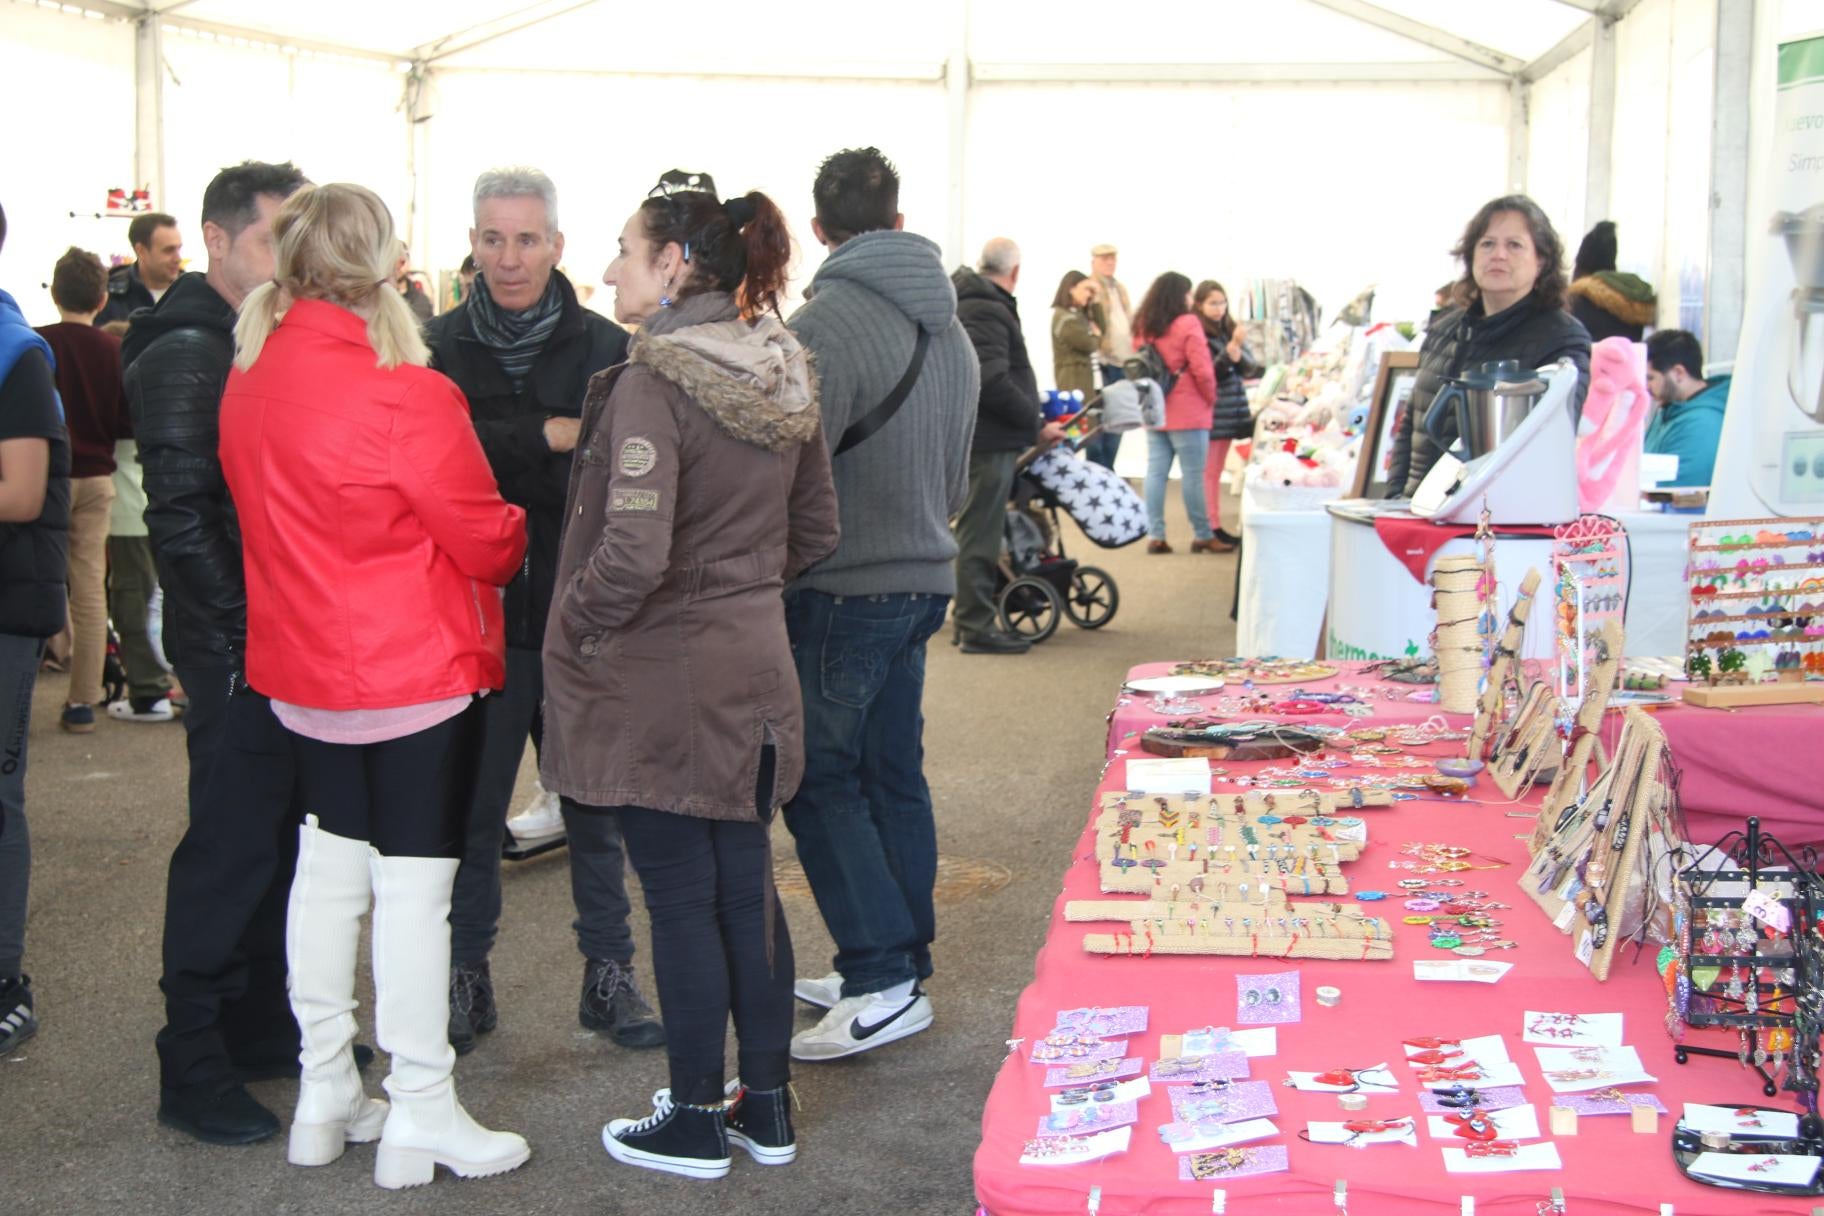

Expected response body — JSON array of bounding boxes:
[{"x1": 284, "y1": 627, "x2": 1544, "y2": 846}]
[{"x1": 1350, "y1": 351, "x2": 1420, "y2": 499}]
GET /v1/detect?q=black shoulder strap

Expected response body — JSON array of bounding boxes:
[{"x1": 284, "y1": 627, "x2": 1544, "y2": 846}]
[{"x1": 835, "y1": 323, "x2": 931, "y2": 456}]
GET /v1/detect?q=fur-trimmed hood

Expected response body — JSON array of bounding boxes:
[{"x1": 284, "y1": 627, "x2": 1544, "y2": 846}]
[
  {"x1": 1569, "y1": 273, "x2": 1657, "y2": 327},
  {"x1": 629, "y1": 291, "x2": 818, "y2": 452}
]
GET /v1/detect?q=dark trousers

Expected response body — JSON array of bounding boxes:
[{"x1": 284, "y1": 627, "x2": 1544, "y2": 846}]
[
  {"x1": 614, "y1": 762, "x2": 791, "y2": 1104},
  {"x1": 450, "y1": 646, "x2": 633, "y2": 965},
  {"x1": 157, "y1": 669, "x2": 300, "y2": 1089},
  {"x1": 289, "y1": 702, "x2": 481, "y2": 858},
  {"x1": 105, "y1": 536, "x2": 171, "y2": 701},
  {"x1": 953, "y1": 449, "x2": 1018, "y2": 637},
  {"x1": 0, "y1": 634, "x2": 41, "y2": 978},
  {"x1": 782, "y1": 590, "x2": 945, "y2": 997},
  {"x1": 1080, "y1": 429, "x2": 1122, "y2": 471}
]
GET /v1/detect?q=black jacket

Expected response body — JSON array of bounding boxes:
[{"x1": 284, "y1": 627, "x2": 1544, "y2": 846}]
[
  {"x1": 0, "y1": 350, "x2": 72, "y2": 639},
  {"x1": 951, "y1": 267, "x2": 1039, "y2": 453},
  {"x1": 1205, "y1": 332, "x2": 1253, "y2": 441},
  {"x1": 123, "y1": 271, "x2": 244, "y2": 670},
  {"x1": 424, "y1": 273, "x2": 628, "y2": 651},
  {"x1": 1387, "y1": 292, "x2": 1592, "y2": 497},
  {"x1": 97, "y1": 262, "x2": 158, "y2": 327}
]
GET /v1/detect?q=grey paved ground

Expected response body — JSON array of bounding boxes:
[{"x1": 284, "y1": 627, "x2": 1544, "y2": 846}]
[{"x1": 5, "y1": 483, "x2": 1239, "y2": 1215}]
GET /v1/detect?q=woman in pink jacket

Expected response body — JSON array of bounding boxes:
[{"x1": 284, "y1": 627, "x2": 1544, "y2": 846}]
[{"x1": 1132, "y1": 271, "x2": 1218, "y2": 553}]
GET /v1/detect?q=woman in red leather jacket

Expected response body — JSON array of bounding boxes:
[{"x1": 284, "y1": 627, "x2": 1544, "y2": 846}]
[{"x1": 218, "y1": 182, "x2": 529, "y2": 1191}]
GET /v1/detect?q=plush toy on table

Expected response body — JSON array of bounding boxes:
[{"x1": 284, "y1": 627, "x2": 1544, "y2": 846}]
[{"x1": 1576, "y1": 337, "x2": 1653, "y2": 512}]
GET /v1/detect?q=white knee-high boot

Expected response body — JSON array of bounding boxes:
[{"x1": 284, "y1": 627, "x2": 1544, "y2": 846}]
[
  {"x1": 369, "y1": 851, "x2": 529, "y2": 1190},
  {"x1": 287, "y1": 815, "x2": 389, "y2": 1167}
]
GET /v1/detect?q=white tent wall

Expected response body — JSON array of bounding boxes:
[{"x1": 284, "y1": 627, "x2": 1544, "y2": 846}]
[
  {"x1": 964, "y1": 79, "x2": 1513, "y2": 376},
  {"x1": 1526, "y1": 46, "x2": 1594, "y2": 259},
  {"x1": 0, "y1": 3, "x2": 136, "y2": 323}
]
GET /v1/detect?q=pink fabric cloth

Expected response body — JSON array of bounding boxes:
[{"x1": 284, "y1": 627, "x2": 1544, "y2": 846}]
[
  {"x1": 972, "y1": 660, "x2": 1795, "y2": 1216},
  {"x1": 1203, "y1": 438, "x2": 1232, "y2": 532},
  {"x1": 273, "y1": 694, "x2": 473, "y2": 745},
  {"x1": 1138, "y1": 313, "x2": 1216, "y2": 431}
]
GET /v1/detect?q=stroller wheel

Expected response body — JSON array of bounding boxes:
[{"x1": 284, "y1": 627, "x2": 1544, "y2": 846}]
[
  {"x1": 1064, "y1": 565, "x2": 1120, "y2": 629},
  {"x1": 998, "y1": 575, "x2": 1063, "y2": 643}
]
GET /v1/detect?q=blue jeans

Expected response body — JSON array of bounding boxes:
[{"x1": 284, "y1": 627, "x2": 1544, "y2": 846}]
[
  {"x1": 1081, "y1": 429, "x2": 1122, "y2": 470},
  {"x1": 782, "y1": 589, "x2": 948, "y2": 998},
  {"x1": 1144, "y1": 428, "x2": 1212, "y2": 542}
]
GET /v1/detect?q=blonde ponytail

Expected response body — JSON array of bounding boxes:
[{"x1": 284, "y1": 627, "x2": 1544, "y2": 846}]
[
  {"x1": 230, "y1": 182, "x2": 430, "y2": 374},
  {"x1": 232, "y1": 280, "x2": 285, "y2": 371}
]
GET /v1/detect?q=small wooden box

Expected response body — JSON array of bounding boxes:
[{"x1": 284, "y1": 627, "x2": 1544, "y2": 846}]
[
  {"x1": 1630, "y1": 1105, "x2": 1659, "y2": 1134},
  {"x1": 1548, "y1": 1106, "x2": 1579, "y2": 1136}
]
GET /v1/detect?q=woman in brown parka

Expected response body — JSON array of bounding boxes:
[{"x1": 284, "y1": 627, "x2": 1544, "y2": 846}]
[{"x1": 540, "y1": 171, "x2": 838, "y2": 1181}]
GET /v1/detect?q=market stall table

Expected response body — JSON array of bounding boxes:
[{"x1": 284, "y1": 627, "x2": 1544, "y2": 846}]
[
  {"x1": 1236, "y1": 482, "x2": 1332, "y2": 658},
  {"x1": 973, "y1": 662, "x2": 1810, "y2": 1216}
]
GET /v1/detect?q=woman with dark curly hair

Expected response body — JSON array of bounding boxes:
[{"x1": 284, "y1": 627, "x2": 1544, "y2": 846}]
[{"x1": 1385, "y1": 195, "x2": 1591, "y2": 497}]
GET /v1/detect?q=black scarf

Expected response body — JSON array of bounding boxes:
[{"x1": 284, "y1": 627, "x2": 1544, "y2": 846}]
[{"x1": 467, "y1": 273, "x2": 564, "y2": 389}]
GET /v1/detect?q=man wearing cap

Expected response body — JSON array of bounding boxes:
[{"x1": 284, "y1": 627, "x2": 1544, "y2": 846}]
[{"x1": 1085, "y1": 244, "x2": 1132, "y2": 469}]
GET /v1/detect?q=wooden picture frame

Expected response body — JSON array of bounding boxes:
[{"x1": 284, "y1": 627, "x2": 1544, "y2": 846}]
[{"x1": 1350, "y1": 351, "x2": 1420, "y2": 499}]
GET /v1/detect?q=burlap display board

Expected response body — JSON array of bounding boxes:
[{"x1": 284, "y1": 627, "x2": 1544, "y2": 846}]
[
  {"x1": 1520, "y1": 709, "x2": 1677, "y2": 981},
  {"x1": 1169, "y1": 659, "x2": 1340, "y2": 684},
  {"x1": 1467, "y1": 567, "x2": 1544, "y2": 760},
  {"x1": 1528, "y1": 619, "x2": 1624, "y2": 855},
  {"x1": 1488, "y1": 681, "x2": 1562, "y2": 798}
]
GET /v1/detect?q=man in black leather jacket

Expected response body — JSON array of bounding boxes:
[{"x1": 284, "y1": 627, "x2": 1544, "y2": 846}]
[
  {"x1": 126, "y1": 160, "x2": 315, "y2": 1147},
  {"x1": 427, "y1": 167, "x2": 660, "y2": 1056}
]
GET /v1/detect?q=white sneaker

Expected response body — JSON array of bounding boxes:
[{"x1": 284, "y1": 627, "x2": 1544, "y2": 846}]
[
  {"x1": 107, "y1": 696, "x2": 175, "y2": 723},
  {"x1": 506, "y1": 788, "x2": 563, "y2": 842},
  {"x1": 790, "y1": 988, "x2": 932, "y2": 1061},
  {"x1": 792, "y1": 972, "x2": 843, "y2": 1009}
]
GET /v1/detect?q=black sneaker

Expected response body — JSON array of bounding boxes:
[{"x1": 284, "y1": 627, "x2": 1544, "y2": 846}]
[
  {"x1": 725, "y1": 1083, "x2": 797, "y2": 1165},
  {"x1": 958, "y1": 629, "x2": 1031, "y2": 655},
  {"x1": 448, "y1": 959, "x2": 496, "y2": 1057},
  {"x1": 602, "y1": 1090, "x2": 730, "y2": 1180},
  {"x1": 1214, "y1": 528, "x2": 1240, "y2": 547},
  {"x1": 579, "y1": 958, "x2": 665, "y2": 1049},
  {"x1": 157, "y1": 1080, "x2": 281, "y2": 1145},
  {"x1": 0, "y1": 974, "x2": 36, "y2": 1054}
]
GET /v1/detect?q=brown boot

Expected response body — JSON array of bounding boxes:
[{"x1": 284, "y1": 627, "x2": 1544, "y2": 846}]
[
  {"x1": 1190, "y1": 537, "x2": 1236, "y2": 554},
  {"x1": 1146, "y1": 540, "x2": 1173, "y2": 555}
]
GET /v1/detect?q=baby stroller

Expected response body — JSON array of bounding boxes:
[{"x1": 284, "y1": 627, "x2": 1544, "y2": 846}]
[{"x1": 992, "y1": 402, "x2": 1146, "y2": 642}]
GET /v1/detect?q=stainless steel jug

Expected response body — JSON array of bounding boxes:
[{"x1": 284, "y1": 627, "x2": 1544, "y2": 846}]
[{"x1": 1423, "y1": 359, "x2": 1547, "y2": 462}]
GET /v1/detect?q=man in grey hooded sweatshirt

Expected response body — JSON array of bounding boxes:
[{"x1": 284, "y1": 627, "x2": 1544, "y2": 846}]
[{"x1": 781, "y1": 148, "x2": 978, "y2": 1062}]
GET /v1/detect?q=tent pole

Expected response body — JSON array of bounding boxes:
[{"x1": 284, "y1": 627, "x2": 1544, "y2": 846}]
[
  {"x1": 135, "y1": 11, "x2": 166, "y2": 211},
  {"x1": 1583, "y1": 16, "x2": 1617, "y2": 236},
  {"x1": 945, "y1": 0, "x2": 970, "y2": 269},
  {"x1": 1706, "y1": 0, "x2": 1753, "y2": 363},
  {"x1": 1508, "y1": 78, "x2": 1531, "y2": 193}
]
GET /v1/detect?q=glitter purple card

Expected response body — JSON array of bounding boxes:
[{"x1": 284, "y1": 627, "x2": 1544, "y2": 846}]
[
  {"x1": 1554, "y1": 1092, "x2": 1670, "y2": 1116},
  {"x1": 1053, "y1": 1005, "x2": 1149, "y2": 1036},
  {"x1": 1168, "y1": 1080, "x2": 1279, "y2": 1124},
  {"x1": 1176, "y1": 1144, "x2": 1290, "y2": 1181},
  {"x1": 1044, "y1": 1057, "x2": 1144, "y2": 1088},
  {"x1": 1417, "y1": 1086, "x2": 1527, "y2": 1114},
  {"x1": 1150, "y1": 1051, "x2": 1251, "y2": 1083},
  {"x1": 1028, "y1": 1039, "x2": 1125, "y2": 1066},
  {"x1": 1035, "y1": 1101, "x2": 1140, "y2": 1137},
  {"x1": 1237, "y1": 970, "x2": 1301, "y2": 1025}
]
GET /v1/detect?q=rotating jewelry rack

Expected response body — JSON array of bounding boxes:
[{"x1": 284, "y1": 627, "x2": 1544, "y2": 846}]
[{"x1": 1674, "y1": 817, "x2": 1823, "y2": 1123}]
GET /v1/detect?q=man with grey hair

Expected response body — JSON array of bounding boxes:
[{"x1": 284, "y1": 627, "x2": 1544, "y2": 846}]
[
  {"x1": 949, "y1": 238, "x2": 1063, "y2": 654},
  {"x1": 425, "y1": 166, "x2": 663, "y2": 1055}
]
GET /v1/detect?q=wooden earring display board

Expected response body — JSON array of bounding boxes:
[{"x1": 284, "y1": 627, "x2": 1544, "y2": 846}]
[
  {"x1": 1682, "y1": 516, "x2": 1824, "y2": 708},
  {"x1": 1487, "y1": 681, "x2": 1562, "y2": 798},
  {"x1": 1520, "y1": 709, "x2": 1680, "y2": 981},
  {"x1": 1529, "y1": 619, "x2": 1623, "y2": 855},
  {"x1": 1467, "y1": 567, "x2": 1545, "y2": 761},
  {"x1": 1079, "y1": 900, "x2": 1396, "y2": 961}
]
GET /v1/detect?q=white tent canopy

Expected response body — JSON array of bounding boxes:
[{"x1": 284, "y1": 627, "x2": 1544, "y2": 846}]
[{"x1": 0, "y1": 0, "x2": 1783, "y2": 369}]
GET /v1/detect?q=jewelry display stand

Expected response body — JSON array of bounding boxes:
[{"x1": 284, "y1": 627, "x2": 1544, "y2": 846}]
[
  {"x1": 1674, "y1": 817, "x2": 1823, "y2": 1112},
  {"x1": 1079, "y1": 900, "x2": 1395, "y2": 961},
  {"x1": 1169, "y1": 659, "x2": 1339, "y2": 684},
  {"x1": 1139, "y1": 721, "x2": 1330, "y2": 761},
  {"x1": 1682, "y1": 516, "x2": 1824, "y2": 708},
  {"x1": 1467, "y1": 567, "x2": 1544, "y2": 761},
  {"x1": 1091, "y1": 791, "x2": 1376, "y2": 898},
  {"x1": 1520, "y1": 709, "x2": 1681, "y2": 980},
  {"x1": 1528, "y1": 619, "x2": 1625, "y2": 855},
  {"x1": 1487, "y1": 680, "x2": 1562, "y2": 798},
  {"x1": 1552, "y1": 517, "x2": 1629, "y2": 712}
]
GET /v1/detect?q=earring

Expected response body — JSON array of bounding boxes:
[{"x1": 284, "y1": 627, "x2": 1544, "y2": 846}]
[{"x1": 659, "y1": 277, "x2": 674, "y2": 309}]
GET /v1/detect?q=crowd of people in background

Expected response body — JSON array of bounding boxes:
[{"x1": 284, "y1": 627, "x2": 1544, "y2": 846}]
[{"x1": 0, "y1": 138, "x2": 1736, "y2": 1191}]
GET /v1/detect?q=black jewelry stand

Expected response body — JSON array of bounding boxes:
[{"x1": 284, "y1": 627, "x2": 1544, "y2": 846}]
[{"x1": 1675, "y1": 817, "x2": 1822, "y2": 1136}]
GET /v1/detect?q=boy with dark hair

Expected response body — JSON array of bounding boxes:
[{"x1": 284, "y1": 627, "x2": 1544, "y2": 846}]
[
  {"x1": 37, "y1": 248, "x2": 131, "y2": 732},
  {"x1": 1644, "y1": 329, "x2": 1730, "y2": 487},
  {"x1": 810, "y1": 146, "x2": 901, "y2": 246},
  {"x1": 0, "y1": 199, "x2": 74, "y2": 1054}
]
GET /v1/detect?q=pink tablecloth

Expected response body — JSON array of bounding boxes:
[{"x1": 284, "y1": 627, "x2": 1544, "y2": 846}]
[{"x1": 973, "y1": 662, "x2": 1811, "y2": 1216}]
